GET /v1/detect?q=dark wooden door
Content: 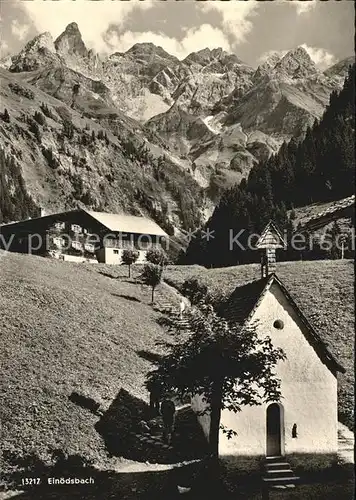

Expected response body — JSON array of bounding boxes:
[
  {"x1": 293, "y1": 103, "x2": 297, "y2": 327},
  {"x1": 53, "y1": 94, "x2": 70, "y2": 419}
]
[{"x1": 266, "y1": 403, "x2": 281, "y2": 456}]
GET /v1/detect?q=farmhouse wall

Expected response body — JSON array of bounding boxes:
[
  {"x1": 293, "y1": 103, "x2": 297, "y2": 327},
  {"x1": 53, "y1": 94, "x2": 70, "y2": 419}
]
[{"x1": 96, "y1": 248, "x2": 147, "y2": 265}]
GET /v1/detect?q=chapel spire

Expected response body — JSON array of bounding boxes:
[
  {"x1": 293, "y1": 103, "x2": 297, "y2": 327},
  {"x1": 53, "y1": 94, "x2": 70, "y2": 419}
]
[{"x1": 256, "y1": 221, "x2": 286, "y2": 278}]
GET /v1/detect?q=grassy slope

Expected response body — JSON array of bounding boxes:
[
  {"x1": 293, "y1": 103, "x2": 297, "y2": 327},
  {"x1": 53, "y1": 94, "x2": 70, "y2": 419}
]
[
  {"x1": 0, "y1": 251, "x2": 176, "y2": 469},
  {"x1": 0, "y1": 254, "x2": 353, "y2": 475},
  {"x1": 165, "y1": 260, "x2": 354, "y2": 428}
]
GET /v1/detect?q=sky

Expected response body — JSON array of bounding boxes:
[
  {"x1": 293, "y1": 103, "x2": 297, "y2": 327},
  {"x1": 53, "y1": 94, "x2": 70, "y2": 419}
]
[{"x1": 0, "y1": 0, "x2": 354, "y2": 69}]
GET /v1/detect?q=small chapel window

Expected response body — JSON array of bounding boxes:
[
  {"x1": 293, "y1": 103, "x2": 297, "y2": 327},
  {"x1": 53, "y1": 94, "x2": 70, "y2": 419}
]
[
  {"x1": 292, "y1": 423, "x2": 298, "y2": 438},
  {"x1": 273, "y1": 319, "x2": 284, "y2": 330}
]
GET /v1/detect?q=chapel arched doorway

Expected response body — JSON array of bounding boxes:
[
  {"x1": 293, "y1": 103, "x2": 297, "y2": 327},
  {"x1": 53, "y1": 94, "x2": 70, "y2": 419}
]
[{"x1": 266, "y1": 403, "x2": 283, "y2": 456}]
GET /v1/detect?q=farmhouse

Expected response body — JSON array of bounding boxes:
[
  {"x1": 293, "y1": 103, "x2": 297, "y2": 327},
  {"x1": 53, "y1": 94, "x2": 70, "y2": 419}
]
[
  {"x1": 0, "y1": 209, "x2": 168, "y2": 264},
  {"x1": 191, "y1": 222, "x2": 345, "y2": 478},
  {"x1": 297, "y1": 194, "x2": 355, "y2": 233}
]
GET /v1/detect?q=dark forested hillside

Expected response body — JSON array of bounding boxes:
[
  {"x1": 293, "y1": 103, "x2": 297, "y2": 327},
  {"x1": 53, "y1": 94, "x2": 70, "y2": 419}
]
[
  {"x1": 248, "y1": 64, "x2": 355, "y2": 207},
  {"x1": 182, "y1": 65, "x2": 355, "y2": 267},
  {"x1": 0, "y1": 149, "x2": 38, "y2": 223}
]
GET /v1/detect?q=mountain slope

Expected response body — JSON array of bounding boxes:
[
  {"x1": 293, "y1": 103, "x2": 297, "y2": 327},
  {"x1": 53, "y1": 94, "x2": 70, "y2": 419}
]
[
  {"x1": 103, "y1": 46, "x2": 254, "y2": 121},
  {"x1": 181, "y1": 64, "x2": 355, "y2": 267},
  {"x1": 146, "y1": 46, "x2": 347, "y2": 189},
  {"x1": 102, "y1": 42, "x2": 180, "y2": 120},
  {"x1": 0, "y1": 68, "x2": 205, "y2": 236},
  {"x1": 324, "y1": 56, "x2": 355, "y2": 80},
  {"x1": 9, "y1": 22, "x2": 102, "y2": 80}
]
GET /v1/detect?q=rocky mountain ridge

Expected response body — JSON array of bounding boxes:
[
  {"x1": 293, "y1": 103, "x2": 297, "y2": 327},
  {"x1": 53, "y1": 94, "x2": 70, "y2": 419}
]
[
  {"x1": 145, "y1": 44, "x2": 346, "y2": 192},
  {"x1": 1, "y1": 22, "x2": 354, "y2": 229},
  {"x1": 6, "y1": 25, "x2": 257, "y2": 120},
  {"x1": 10, "y1": 31, "x2": 61, "y2": 72}
]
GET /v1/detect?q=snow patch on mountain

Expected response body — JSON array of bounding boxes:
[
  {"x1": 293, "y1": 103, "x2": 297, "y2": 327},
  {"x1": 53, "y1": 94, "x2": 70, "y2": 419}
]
[{"x1": 202, "y1": 115, "x2": 221, "y2": 134}]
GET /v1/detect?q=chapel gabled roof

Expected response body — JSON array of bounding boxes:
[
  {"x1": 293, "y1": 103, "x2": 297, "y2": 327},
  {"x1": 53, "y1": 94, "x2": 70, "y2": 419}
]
[
  {"x1": 218, "y1": 276, "x2": 271, "y2": 326},
  {"x1": 219, "y1": 274, "x2": 345, "y2": 375}
]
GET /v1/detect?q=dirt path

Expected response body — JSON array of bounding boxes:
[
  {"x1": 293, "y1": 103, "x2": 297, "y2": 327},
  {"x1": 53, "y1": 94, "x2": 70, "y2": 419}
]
[{"x1": 161, "y1": 280, "x2": 191, "y2": 307}]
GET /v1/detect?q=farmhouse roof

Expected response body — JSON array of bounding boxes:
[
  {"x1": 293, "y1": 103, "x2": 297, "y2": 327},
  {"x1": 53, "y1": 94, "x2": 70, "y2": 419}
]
[
  {"x1": 85, "y1": 211, "x2": 168, "y2": 237},
  {"x1": 300, "y1": 194, "x2": 355, "y2": 232},
  {"x1": 289, "y1": 195, "x2": 355, "y2": 232},
  {"x1": 0, "y1": 209, "x2": 168, "y2": 238},
  {"x1": 220, "y1": 274, "x2": 345, "y2": 375}
]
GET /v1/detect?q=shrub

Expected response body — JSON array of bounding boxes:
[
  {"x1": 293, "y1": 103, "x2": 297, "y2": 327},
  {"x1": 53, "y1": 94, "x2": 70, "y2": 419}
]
[
  {"x1": 97, "y1": 130, "x2": 109, "y2": 144},
  {"x1": 72, "y1": 83, "x2": 80, "y2": 96},
  {"x1": 8, "y1": 82, "x2": 34, "y2": 100},
  {"x1": 146, "y1": 247, "x2": 168, "y2": 266},
  {"x1": 40, "y1": 103, "x2": 56, "y2": 120},
  {"x1": 1, "y1": 109, "x2": 10, "y2": 123},
  {"x1": 62, "y1": 119, "x2": 74, "y2": 139},
  {"x1": 71, "y1": 173, "x2": 84, "y2": 198},
  {"x1": 42, "y1": 147, "x2": 59, "y2": 169},
  {"x1": 28, "y1": 119, "x2": 42, "y2": 143},
  {"x1": 141, "y1": 263, "x2": 163, "y2": 303},
  {"x1": 33, "y1": 111, "x2": 46, "y2": 126},
  {"x1": 181, "y1": 277, "x2": 209, "y2": 305},
  {"x1": 80, "y1": 132, "x2": 89, "y2": 146},
  {"x1": 121, "y1": 249, "x2": 139, "y2": 278}
]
